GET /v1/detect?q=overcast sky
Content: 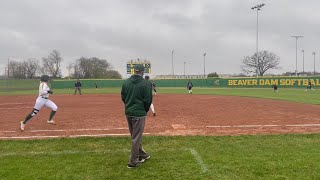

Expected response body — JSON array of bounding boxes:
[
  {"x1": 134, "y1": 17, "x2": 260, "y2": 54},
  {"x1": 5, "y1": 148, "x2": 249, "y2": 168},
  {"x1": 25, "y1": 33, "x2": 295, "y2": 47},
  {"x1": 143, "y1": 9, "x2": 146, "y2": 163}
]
[{"x1": 1, "y1": 0, "x2": 319, "y2": 77}]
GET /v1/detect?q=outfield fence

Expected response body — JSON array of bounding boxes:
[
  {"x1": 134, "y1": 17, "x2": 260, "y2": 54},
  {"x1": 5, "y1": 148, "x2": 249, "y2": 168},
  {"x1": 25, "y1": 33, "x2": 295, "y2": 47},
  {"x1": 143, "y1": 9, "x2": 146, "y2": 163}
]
[
  {"x1": 1, "y1": 76, "x2": 320, "y2": 92},
  {"x1": 51, "y1": 77, "x2": 320, "y2": 89},
  {"x1": 0, "y1": 79, "x2": 39, "y2": 92}
]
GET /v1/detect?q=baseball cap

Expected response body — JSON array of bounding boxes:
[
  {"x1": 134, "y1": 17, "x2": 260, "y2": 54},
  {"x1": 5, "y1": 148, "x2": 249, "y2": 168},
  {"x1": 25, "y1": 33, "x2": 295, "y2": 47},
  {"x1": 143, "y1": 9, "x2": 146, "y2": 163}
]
[{"x1": 134, "y1": 64, "x2": 145, "y2": 72}]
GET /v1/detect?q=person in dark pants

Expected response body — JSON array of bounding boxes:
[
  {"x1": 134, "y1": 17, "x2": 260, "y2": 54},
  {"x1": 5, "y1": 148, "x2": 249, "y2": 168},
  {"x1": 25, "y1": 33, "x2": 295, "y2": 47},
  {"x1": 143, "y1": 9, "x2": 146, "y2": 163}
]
[
  {"x1": 74, "y1": 79, "x2": 82, "y2": 95},
  {"x1": 187, "y1": 80, "x2": 193, "y2": 94},
  {"x1": 272, "y1": 84, "x2": 278, "y2": 93},
  {"x1": 151, "y1": 81, "x2": 157, "y2": 95},
  {"x1": 95, "y1": 82, "x2": 99, "y2": 89},
  {"x1": 305, "y1": 81, "x2": 314, "y2": 91},
  {"x1": 121, "y1": 64, "x2": 152, "y2": 168}
]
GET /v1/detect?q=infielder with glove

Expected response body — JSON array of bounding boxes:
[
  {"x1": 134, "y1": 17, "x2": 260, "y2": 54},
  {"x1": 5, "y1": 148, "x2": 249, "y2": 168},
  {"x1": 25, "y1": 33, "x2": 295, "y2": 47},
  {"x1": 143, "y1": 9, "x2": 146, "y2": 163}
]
[
  {"x1": 74, "y1": 79, "x2": 82, "y2": 95},
  {"x1": 20, "y1": 75, "x2": 58, "y2": 131},
  {"x1": 305, "y1": 80, "x2": 314, "y2": 91},
  {"x1": 187, "y1": 80, "x2": 193, "y2": 94}
]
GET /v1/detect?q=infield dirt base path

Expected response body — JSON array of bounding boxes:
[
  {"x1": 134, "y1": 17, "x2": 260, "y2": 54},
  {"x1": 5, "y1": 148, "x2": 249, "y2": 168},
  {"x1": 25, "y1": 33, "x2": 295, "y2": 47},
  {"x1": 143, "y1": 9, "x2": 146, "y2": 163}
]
[{"x1": 1, "y1": 94, "x2": 320, "y2": 139}]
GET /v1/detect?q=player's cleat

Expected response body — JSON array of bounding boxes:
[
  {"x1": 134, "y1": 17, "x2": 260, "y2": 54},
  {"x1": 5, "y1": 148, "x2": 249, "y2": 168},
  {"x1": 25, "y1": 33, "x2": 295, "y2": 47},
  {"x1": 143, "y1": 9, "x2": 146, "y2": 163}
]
[
  {"x1": 153, "y1": 113, "x2": 156, "y2": 116},
  {"x1": 139, "y1": 155, "x2": 150, "y2": 162},
  {"x1": 47, "y1": 120, "x2": 56, "y2": 125},
  {"x1": 127, "y1": 160, "x2": 142, "y2": 168},
  {"x1": 20, "y1": 121, "x2": 25, "y2": 131}
]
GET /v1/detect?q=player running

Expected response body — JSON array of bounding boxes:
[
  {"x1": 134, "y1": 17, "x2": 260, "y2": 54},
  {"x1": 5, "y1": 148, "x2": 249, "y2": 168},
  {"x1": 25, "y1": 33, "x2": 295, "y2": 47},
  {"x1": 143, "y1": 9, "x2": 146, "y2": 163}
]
[
  {"x1": 20, "y1": 75, "x2": 58, "y2": 131},
  {"x1": 145, "y1": 76, "x2": 156, "y2": 116}
]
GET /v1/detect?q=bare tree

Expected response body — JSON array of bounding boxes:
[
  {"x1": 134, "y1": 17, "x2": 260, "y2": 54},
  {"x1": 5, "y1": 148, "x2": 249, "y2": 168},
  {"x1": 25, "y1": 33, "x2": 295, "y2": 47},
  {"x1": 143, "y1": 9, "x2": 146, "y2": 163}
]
[
  {"x1": 23, "y1": 58, "x2": 40, "y2": 79},
  {"x1": 8, "y1": 60, "x2": 26, "y2": 79},
  {"x1": 42, "y1": 50, "x2": 63, "y2": 77},
  {"x1": 74, "y1": 57, "x2": 121, "y2": 79},
  {"x1": 75, "y1": 57, "x2": 110, "y2": 78},
  {"x1": 105, "y1": 70, "x2": 122, "y2": 79},
  {"x1": 66, "y1": 62, "x2": 74, "y2": 79},
  {"x1": 241, "y1": 50, "x2": 280, "y2": 76}
]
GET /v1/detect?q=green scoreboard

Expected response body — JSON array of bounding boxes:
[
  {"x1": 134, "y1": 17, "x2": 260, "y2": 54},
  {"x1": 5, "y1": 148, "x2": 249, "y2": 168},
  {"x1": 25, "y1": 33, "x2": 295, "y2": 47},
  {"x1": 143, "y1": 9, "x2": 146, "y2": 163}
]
[{"x1": 126, "y1": 60, "x2": 151, "y2": 75}]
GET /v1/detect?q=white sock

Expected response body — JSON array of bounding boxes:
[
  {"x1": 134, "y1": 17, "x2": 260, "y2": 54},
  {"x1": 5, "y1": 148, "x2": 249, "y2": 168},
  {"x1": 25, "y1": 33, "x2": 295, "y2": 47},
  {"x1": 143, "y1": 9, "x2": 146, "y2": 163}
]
[{"x1": 150, "y1": 104, "x2": 155, "y2": 113}]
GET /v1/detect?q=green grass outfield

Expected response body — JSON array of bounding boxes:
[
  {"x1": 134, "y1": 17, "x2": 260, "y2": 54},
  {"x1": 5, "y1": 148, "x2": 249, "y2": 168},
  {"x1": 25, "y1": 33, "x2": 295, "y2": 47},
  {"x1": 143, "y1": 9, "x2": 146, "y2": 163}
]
[
  {"x1": 1, "y1": 87, "x2": 320, "y2": 105},
  {"x1": 1, "y1": 88, "x2": 320, "y2": 179}
]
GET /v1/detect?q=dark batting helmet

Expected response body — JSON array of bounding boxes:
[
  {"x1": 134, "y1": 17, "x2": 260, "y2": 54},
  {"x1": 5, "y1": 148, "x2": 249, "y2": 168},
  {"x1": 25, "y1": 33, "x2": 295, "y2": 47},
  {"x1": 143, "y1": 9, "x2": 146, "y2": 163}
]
[
  {"x1": 145, "y1": 76, "x2": 150, "y2": 80},
  {"x1": 40, "y1": 75, "x2": 50, "y2": 82}
]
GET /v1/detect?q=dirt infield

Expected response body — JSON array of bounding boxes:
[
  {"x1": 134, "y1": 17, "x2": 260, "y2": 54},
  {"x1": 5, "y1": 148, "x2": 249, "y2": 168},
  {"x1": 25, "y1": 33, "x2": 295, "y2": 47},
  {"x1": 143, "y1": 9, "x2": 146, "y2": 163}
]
[{"x1": 1, "y1": 94, "x2": 320, "y2": 139}]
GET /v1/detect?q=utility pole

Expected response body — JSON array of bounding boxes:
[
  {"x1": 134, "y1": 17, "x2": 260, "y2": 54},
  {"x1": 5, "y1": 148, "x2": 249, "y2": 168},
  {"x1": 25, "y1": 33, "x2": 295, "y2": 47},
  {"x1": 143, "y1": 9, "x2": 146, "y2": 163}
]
[
  {"x1": 313, "y1": 52, "x2": 316, "y2": 75},
  {"x1": 291, "y1": 35, "x2": 303, "y2": 76},
  {"x1": 301, "y1": 49, "x2": 305, "y2": 74},
  {"x1": 184, "y1": 61, "x2": 186, "y2": 78}
]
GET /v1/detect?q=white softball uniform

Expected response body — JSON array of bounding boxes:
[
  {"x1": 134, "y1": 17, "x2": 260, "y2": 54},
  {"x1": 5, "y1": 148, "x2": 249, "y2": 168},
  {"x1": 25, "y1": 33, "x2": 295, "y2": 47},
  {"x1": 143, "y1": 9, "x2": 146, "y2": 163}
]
[{"x1": 34, "y1": 82, "x2": 58, "y2": 111}]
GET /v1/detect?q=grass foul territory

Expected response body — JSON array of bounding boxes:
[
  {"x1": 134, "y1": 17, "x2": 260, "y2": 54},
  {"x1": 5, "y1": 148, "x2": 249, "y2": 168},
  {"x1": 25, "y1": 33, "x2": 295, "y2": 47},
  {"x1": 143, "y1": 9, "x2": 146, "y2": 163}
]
[{"x1": 1, "y1": 135, "x2": 320, "y2": 179}]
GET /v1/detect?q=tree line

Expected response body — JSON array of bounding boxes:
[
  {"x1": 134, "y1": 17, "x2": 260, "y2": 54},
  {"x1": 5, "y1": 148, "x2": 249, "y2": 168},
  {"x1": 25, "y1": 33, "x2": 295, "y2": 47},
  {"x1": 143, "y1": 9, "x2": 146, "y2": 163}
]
[{"x1": 6, "y1": 50, "x2": 122, "y2": 79}]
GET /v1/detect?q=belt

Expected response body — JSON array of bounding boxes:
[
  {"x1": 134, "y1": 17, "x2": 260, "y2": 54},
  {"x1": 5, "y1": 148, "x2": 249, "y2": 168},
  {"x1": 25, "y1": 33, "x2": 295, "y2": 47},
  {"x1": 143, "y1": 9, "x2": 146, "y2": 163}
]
[{"x1": 41, "y1": 96, "x2": 48, "y2": 99}]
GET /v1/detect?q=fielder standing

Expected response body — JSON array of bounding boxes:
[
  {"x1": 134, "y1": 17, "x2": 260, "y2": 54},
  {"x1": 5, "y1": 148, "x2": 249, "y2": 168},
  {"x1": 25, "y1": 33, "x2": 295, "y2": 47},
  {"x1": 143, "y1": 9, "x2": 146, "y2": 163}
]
[
  {"x1": 121, "y1": 64, "x2": 152, "y2": 168},
  {"x1": 272, "y1": 84, "x2": 278, "y2": 93},
  {"x1": 74, "y1": 79, "x2": 82, "y2": 95},
  {"x1": 305, "y1": 80, "x2": 314, "y2": 91},
  {"x1": 20, "y1": 75, "x2": 58, "y2": 131},
  {"x1": 151, "y1": 81, "x2": 157, "y2": 95},
  {"x1": 187, "y1": 80, "x2": 193, "y2": 94}
]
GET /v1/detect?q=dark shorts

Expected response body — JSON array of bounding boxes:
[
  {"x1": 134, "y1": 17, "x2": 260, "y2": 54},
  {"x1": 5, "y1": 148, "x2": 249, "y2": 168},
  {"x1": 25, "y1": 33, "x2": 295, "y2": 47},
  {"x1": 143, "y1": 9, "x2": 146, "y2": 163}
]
[{"x1": 188, "y1": 87, "x2": 192, "y2": 90}]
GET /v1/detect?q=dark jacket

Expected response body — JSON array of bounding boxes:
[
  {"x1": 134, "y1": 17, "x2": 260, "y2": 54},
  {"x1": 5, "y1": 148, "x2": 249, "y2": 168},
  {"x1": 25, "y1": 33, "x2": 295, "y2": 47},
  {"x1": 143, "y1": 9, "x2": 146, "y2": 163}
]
[
  {"x1": 75, "y1": 81, "x2": 81, "y2": 88},
  {"x1": 121, "y1": 74, "x2": 152, "y2": 117}
]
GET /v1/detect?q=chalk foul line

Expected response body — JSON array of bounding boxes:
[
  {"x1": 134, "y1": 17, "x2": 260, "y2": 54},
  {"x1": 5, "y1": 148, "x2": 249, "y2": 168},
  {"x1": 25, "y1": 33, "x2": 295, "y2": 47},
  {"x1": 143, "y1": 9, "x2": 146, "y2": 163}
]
[
  {"x1": 0, "y1": 127, "x2": 128, "y2": 133},
  {"x1": 0, "y1": 133, "x2": 151, "y2": 139},
  {"x1": 187, "y1": 148, "x2": 208, "y2": 173},
  {"x1": 206, "y1": 124, "x2": 320, "y2": 128}
]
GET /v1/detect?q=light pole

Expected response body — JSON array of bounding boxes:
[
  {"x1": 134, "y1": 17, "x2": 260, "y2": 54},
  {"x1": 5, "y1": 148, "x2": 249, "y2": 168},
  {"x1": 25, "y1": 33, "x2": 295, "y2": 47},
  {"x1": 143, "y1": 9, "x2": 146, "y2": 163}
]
[
  {"x1": 291, "y1": 35, "x2": 303, "y2": 76},
  {"x1": 203, "y1": 53, "x2": 206, "y2": 78},
  {"x1": 184, "y1": 61, "x2": 186, "y2": 78},
  {"x1": 171, "y1": 50, "x2": 174, "y2": 76},
  {"x1": 313, "y1": 52, "x2": 316, "y2": 75},
  {"x1": 301, "y1": 49, "x2": 305, "y2": 74},
  {"x1": 4, "y1": 67, "x2": 7, "y2": 78},
  {"x1": 251, "y1": 3, "x2": 265, "y2": 77}
]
